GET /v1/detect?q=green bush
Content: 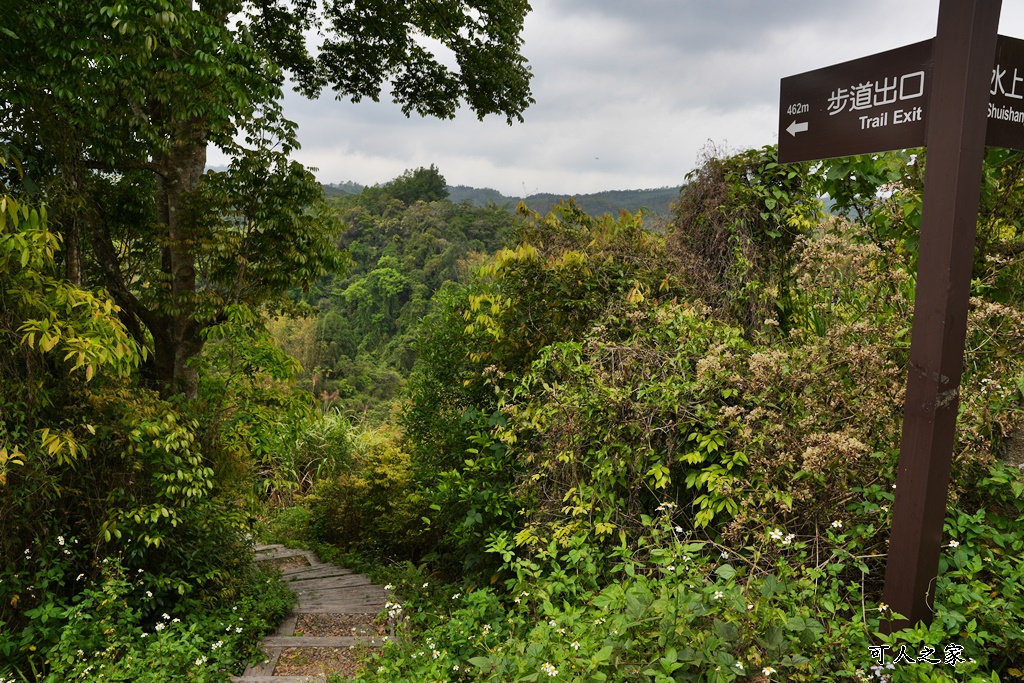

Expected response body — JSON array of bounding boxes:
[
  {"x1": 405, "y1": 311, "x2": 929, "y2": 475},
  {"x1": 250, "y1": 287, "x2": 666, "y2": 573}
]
[
  {"x1": 309, "y1": 424, "x2": 437, "y2": 561},
  {"x1": 350, "y1": 463, "x2": 1024, "y2": 682},
  {"x1": 403, "y1": 202, "x2": 690, "y2": 566},
  {"x1": 31, "y1": 556, "x2": 294, "y2": 682},
  {"x1": 262, "y1": 505, "x2": 315, "y2": 546},
  {"x1": 0, "y1": 194, "x2": 308, "y2": 678},
  {"x1": 365, "y1": 176, "x2": 1024, "y2": 680}
]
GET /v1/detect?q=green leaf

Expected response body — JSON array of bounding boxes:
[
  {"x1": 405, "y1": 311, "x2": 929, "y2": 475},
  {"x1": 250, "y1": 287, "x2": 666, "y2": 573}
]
[
  {"x1": 469, "y1": 656, "x2": 493, "y2": 670},
  {"x1": 715, "y1": 564, "x2": 736, "y2": 581},
  {"x1": 713, "y1": 618, "x2": 738, "y2": 642}
]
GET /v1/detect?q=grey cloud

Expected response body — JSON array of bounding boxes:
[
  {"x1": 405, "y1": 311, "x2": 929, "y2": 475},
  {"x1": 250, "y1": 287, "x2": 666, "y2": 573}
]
[{"x1": 216, "y1": 2, "x2": 1024, "y2": 196}]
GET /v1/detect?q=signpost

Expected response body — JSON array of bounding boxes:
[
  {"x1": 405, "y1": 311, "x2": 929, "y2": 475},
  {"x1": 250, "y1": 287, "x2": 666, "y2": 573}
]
[{"x1": 778, "y1": 0, "x2": 1005, "y2": 628}]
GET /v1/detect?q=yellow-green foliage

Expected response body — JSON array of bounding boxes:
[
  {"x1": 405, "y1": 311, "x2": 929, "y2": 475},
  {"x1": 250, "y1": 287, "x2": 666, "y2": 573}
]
[
  {"x1": 0, "y1": 197, "x2": 263, "y2": 674},
  {"x1": 310, "y1": 423, "x2": 436, "y2": 560}
]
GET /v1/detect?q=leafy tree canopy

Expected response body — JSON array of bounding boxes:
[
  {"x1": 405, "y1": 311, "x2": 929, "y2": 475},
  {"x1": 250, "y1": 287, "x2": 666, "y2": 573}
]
[
  {"x1": 0, "y1": 0, "x2": 533, "y2": 397},
  {"x1": 383, "y1": 165, "x2": 450, "y2": 205}
]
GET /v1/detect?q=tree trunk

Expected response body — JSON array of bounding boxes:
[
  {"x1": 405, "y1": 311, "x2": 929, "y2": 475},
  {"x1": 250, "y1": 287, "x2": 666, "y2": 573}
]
[
  {"x1": 152, "y1": 139, "x2": 208, "y2": 400},
  {"x1": 65, "y1": 217, "x2": 82, "y2": 286},
  {"x1": 85, "y1": 136, "x2": 210, "y2": 399}
]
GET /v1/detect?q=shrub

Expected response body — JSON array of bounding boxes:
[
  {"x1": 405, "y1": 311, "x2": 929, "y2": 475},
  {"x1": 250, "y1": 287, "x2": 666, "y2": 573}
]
[
  {"x1": 371, "y1": 189, "x2": 1024, "y2": 679},
  {"x1": 352, "y1": 464, "x2": 1024, "y2": 682},
  {"x1": 309, "y1": 424, "x2": 437, "y2": 561},
  {"x1": 668, "y1": 145, "x2": 822, "y2": 332},
  {"x1": 30, "y1": 556, "x2": 294, "y2": 683}
]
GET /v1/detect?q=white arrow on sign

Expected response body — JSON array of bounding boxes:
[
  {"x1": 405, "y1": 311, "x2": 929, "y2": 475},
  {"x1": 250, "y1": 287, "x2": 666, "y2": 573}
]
[{"x1": 787, "y1": 120, "x2": 809, "y2": 136}]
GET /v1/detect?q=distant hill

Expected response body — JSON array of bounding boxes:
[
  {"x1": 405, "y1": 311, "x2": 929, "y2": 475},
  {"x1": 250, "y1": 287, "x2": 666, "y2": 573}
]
[
  {"x1": 206, "y1": 167, "x2": 680, "y2": 217},
  {"x1": 323, "y1": 181, "x2": 365, "y2": 198},
  {"x1": 446, "y1": 185, "x2": 512, "y2": 207},
  {"x1": 447, "y1": 185, "x2": 680, "y2": 217}
]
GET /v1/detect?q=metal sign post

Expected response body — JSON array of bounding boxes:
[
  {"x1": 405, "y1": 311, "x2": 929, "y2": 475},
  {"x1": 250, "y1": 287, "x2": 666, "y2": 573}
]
[
  {"x1": 881, "y1": 0, "x2": 1001, "y2": 628},
  {"x1": 778, "y1": 0, "x2": 1005, "y2": 627}
]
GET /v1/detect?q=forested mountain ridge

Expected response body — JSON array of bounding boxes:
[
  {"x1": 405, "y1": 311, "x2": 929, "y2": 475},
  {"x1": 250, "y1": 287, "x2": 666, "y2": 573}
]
[
  {"x1": 446, "y1": 184, "x2": 680, "y2": 216},
  {"x1": 319, "y1": 178, "x2": 681, "y2": 216},
  {"x1": 278, "y1": 167, "x2": 519, "y2": 422},
  {"x1": 284, "y1": 165, "x2": 678, "y2": 421}
]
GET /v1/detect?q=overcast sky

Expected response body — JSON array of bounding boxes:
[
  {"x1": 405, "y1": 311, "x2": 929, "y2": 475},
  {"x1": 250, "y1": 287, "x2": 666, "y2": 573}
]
[{"x1": 210, "y1": 1, "x2": 1024, "y2": 197}]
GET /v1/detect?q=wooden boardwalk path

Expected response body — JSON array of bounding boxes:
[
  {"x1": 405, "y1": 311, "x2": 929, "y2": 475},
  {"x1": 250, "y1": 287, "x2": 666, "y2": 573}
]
[{"x1": 232, "y1": 544, "x2": 392, "y2": 683}]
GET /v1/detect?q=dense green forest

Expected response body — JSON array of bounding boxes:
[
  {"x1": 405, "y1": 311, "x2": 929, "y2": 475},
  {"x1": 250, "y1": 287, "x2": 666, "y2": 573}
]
[
  {"x1": 272, "y1": 166, "x2": 676, "y2": 423},
  {"x1": 4, "y1": 1, "x2": 1024, "y2": 682},
  {"x1": 0, "y1": 0, "x2": 533, "y2": 679},
  {"x1": 260, "y1": 146, "x2": 1024, "y2": 682},
  {"x1": 279, "y1": 166, "x2": 518, "y2": 422}
]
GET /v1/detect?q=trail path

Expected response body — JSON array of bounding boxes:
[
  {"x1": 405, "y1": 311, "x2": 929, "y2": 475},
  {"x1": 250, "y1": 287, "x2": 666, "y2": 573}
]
[{"x1": 231, "y1": 544, "x2": 392, "y2": 683}]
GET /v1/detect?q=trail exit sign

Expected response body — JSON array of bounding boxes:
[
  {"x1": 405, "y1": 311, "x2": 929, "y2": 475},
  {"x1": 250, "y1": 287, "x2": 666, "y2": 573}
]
[
  {"x1": 779, "y1": 34, "x2": 1024, "y2": 162},
  {"x1": 778, "y1": 0, "x2": 1010, "y2": 629}
]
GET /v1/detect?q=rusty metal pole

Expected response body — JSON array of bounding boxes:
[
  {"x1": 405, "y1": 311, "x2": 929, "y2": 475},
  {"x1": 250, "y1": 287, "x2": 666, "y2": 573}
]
[{"x1": 881, "y1": 0, "x2": 1001, "y2": 628}]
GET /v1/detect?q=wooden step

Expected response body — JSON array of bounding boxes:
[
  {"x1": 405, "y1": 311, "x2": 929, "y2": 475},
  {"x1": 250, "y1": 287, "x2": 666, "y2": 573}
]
[
  {"x1": 282, "y1": 566, "x2": 354, "y2": 581},
  {"x1": 292, "y1": 602, "x2": 387, "y2": 614},
  {"x1": 231, "y1": 676, "x2": 326, "y2": 683},
  {"x1": 253, "y1": 543, "x2": 285, "y2": 552},
  {"x1": 255, "y1": 548, "x2": 320, "y2": 564},
  {"x1": 262, "y1": 635, "x2": 385, "y2": 647},
  {"x1": 242, "y1": 545, "x2": 390, "y2": 681},
  {"x1": 289, "y1": 575, "x2": 373, "y2": 592}
]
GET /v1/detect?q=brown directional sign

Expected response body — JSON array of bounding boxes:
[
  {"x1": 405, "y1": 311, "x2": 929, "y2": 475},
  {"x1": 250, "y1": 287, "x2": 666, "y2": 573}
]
[
  {"x1": 987, "y1": 34, "x2": 1024, "y2": 151},
  {"x1": 779, "y1": 40, "x2": 933, "y2": 163},
  {"x1": 779, "y1": 34, "x2": 1024, "y2": 163}
]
